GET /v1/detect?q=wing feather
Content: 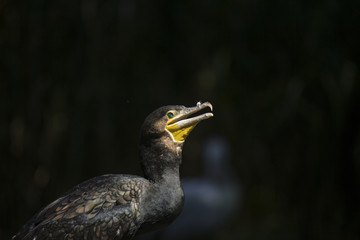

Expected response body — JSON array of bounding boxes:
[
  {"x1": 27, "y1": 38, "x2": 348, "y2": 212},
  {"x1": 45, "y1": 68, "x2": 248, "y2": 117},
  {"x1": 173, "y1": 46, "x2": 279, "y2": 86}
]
[{"x1": 13, "y1": 175, "x2": 147, "y2": 240}]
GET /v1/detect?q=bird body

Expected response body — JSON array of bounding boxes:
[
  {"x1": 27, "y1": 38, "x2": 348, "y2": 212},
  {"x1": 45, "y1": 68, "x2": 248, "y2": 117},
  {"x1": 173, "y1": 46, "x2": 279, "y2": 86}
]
[
  {"x1": 15, "y1": 174, "x2": 147, "y2": 240},
  {"x1": 15, "y1": 173, "x2": 183, "y2": 240},
  {"x1": 13, "y1": 102, "x2": 213, "y2": 240}
]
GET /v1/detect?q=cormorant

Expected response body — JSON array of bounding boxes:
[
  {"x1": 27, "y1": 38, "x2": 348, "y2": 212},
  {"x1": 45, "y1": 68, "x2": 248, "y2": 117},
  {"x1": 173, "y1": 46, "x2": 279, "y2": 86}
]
[{"x1": 12, "y1": 102, "x2": 213, "y2": 240}]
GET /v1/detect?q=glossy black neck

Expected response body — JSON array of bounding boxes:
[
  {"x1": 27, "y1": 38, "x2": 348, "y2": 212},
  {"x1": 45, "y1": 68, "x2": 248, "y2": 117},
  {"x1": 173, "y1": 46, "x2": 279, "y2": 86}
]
[{"x1": 139, "y1": 136, "x2": 183, "y2": 183}]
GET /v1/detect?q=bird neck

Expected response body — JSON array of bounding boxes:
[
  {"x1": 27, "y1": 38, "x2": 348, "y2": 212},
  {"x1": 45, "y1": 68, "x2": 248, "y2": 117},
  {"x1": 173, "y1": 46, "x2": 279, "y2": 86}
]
[
  {"x1": 139, "y1": 139, "x2": 183, "y2": 183},
  {"x1": 138, "y1": 153, "x2": 184, "y2": 235}
]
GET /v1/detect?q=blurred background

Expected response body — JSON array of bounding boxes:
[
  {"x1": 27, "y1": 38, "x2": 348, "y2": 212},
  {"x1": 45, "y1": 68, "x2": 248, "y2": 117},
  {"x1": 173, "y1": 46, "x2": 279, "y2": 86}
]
[{"x1": 1, "y1": 0, "x2": 360, "y2": 239}]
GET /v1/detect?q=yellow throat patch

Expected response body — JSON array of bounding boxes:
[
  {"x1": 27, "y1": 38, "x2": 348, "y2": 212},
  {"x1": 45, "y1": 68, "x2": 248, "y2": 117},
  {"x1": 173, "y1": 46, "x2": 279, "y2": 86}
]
[{"x1": 166, "y1": 123, "x2": 198, "y2": 142}]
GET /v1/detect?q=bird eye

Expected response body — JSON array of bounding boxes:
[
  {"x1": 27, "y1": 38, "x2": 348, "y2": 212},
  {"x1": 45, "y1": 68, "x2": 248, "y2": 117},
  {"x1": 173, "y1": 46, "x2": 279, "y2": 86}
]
[{"x1": 167, "y1": 112, "x2": 174, "y2": 118}]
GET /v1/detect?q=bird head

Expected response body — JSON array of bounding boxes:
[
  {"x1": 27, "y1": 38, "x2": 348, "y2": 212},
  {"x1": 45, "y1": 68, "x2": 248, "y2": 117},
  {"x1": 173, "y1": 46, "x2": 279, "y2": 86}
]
[
  {"x1": 140, "y1": 102, "x2": 213, "y2": 144},
  {"x1": 139, "y1": 102, "x2": 213, "y2": 181}
]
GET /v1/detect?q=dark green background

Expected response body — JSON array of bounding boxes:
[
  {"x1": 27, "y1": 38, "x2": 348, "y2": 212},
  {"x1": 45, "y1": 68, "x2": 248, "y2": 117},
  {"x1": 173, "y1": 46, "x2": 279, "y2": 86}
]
[{"x1": 1, "y1": 0, "x2": 359, "y2": 239}]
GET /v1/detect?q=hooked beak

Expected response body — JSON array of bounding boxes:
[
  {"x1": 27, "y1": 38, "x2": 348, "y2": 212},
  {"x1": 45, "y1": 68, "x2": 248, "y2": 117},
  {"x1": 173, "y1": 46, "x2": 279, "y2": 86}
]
[{"x1": 166, "y1": 102, "x2": 213, "y2": 142}]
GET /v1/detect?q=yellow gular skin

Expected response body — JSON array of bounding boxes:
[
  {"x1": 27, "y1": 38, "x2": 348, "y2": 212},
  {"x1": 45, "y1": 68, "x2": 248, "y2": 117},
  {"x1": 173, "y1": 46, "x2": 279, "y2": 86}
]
[{"x1": 166, "y1": 123, "x2": 198, "y2": 142}]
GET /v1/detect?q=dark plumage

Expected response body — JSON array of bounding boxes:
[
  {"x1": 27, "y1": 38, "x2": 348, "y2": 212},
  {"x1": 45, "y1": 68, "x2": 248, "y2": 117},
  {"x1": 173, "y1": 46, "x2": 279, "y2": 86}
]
[
  {"x1": 12, "y1": 102, "x2": 213, "y2": 240},
  {"x1": 141, "y1": 137, "x2": 241, "y2": 240}
]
